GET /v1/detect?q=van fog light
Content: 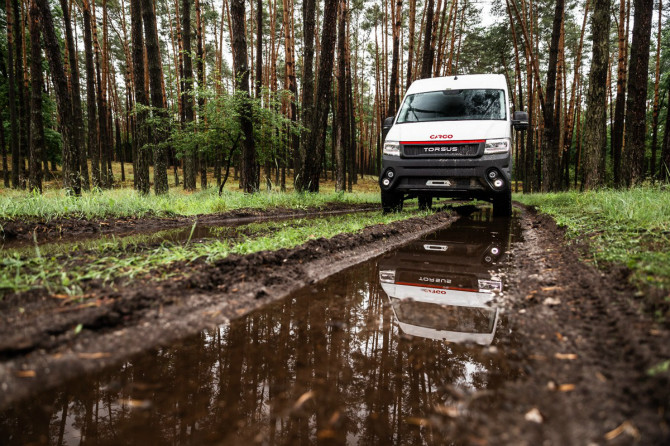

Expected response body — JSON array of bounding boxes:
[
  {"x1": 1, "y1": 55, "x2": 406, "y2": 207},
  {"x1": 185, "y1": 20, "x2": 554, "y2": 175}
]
[
  {"x1": 491, "y1": 247, "x2": 500, "y2": 255},
  {"x1": 493, "y1": 179, "x2": 504, "y2": 188},
  {"x1": 387, "y1": 170, "x2": 394, "y2": 178},
  {"x1": 382, "y1": 178, "x2": 391, "y2": 186},
  {"x1": 488, "y1": 171, "x2": 498, "y2": 179}
]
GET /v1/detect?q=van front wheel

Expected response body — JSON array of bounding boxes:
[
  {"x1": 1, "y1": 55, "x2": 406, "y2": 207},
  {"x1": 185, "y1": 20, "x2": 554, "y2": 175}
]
[
  {"x1": 492, "y1": 191, "x2": 512, "y2": 217},
  {"x1": 381, "y1": 191, "x2": 404, "y2": 213}
]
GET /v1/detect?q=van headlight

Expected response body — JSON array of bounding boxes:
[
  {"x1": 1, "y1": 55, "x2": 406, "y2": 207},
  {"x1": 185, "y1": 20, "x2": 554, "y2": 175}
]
[
  {"x1": 484, "y1": 138, "x2": 510, "y2": 154},
  {"x1": 379, "y1": 270, "x2": 396, "y2": 283},
  {"x1": 383, "y1": 142, "x2": 400, "y2": 157}
]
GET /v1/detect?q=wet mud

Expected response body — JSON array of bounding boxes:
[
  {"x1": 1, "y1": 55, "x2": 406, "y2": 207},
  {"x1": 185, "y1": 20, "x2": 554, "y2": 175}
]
[
  {"x1": 1, "y1": 206, "x2": 669, "y2": 445},
  {"x1": 0, "y1": 212, "x2": 522, "y2": 445}
]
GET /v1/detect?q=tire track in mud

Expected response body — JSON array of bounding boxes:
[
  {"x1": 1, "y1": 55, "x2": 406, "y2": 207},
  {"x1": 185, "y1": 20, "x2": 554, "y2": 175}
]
[{"x1": 449, "y1": 206, "x2": 670, "y2": 445}]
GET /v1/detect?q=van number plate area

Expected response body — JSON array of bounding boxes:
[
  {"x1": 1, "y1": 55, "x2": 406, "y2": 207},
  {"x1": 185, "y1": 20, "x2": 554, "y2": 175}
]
[{"x1": 426, "y1": 180, "x2": 452, "y2": 187}]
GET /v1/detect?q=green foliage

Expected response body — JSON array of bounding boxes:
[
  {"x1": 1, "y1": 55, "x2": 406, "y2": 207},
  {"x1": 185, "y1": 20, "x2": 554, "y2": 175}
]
[
  {"x1": 0, "y1": 210, "x2": 429, "y2": 296},
  {"x1": 515, "y1": 187, "x2": 670, "y2": 289},
  {"x1": 0, "y1": 187, "x2": 379, "y2": 221}
]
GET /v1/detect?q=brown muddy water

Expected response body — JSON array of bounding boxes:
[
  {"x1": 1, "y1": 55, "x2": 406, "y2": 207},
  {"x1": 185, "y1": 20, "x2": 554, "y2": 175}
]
[{"x1": 0, "y1": 210, "x2": 523, "y2": 445}]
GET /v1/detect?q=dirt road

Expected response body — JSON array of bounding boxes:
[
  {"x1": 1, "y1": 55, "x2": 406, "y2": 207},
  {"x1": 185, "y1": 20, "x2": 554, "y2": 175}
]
[{"x1": 0, "y1": 205, "x2": 668, "y2": 444}]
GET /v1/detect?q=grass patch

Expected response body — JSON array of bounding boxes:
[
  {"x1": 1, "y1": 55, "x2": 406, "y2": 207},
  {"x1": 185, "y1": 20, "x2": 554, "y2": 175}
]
[
  {"x1": 0, "y1": 209, "x2": 429, "y2": 297},
  {"x1": 514, "y1": 186, "x2": 670, "y2": 290},
  {"x1": 0, "y1": 187, "x2": 380, "y2": 222}
]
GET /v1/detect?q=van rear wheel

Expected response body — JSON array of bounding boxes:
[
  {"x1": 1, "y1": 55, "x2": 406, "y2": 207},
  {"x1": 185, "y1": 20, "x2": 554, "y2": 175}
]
[
  {"x1": 418, "y1": 195, "x2": 433, "y2": 210},
  {"x1": 381, "y1": 191, "x2": 404, "y2": 213},
  {"x1": 492, "y1": 191, "x2": 512, "y2": 217}
]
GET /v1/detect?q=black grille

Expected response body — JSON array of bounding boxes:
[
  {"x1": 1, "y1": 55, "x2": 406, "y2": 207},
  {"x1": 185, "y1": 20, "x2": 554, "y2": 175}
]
[{"x1": 403, "y1": 143, "x2": 479, "y2": 158}]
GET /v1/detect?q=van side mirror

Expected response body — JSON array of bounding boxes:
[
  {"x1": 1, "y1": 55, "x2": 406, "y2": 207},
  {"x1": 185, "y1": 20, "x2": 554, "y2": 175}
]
[
  {"x1": 512, "y1": 111, "x2": 529, "y2": 131},
  {"x1": 382, "y1": 116, "x2": 395, "y2": 142}
]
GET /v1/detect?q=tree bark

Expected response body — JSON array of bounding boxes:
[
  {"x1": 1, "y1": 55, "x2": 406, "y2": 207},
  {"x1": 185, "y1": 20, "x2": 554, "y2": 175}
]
[
  {"x1": 35, "y1": 0, "x2": 81, "y2": 195},
  {"x1": 649, "y1": 0, "x2": 662, "y2": 181},
  {"x1": 297, "y1": 0, "x2": 338, "y2": 192},
  {"x1": 388, "y1": 0, "x2": 402, "y2": 116},
  {"x1": 59, "y1": 0, "x2": 88, "y2": 190},
  {"x1": 612, "y1": 0, "x2": 629, "y2": 187},
  {"x1": 130, "y1": 0, "x2": 150, "y2": 194},
  {"x1": 182, "y1": 0, "x2": 196, "y2": 190},
  {"x1": 5, "y1": 0, "x2": 20, "y2": 188},
  {"x1": 335, "y1": 0, "x2": 348, "y2": 191},
  {"x1": 28, "y1": 0, "x2": 44, "y2": 193},
  {"x1": 539, "y1": 0, "x2": 564, "y2": 192},
  {"x1": 299, "y1": 0, "x2": 316, "y2": 178},
  {"x1": 195, "y1": 0, "x2": 206, "y2": 189},
  {"x1": 621, "y1": 0, "x2": 653, "y2": 187},
  {"x1": 141, "y1": 0, "x2": 169, "y2": 194},
  {"x1": 230, "y1": 0, "x2": 258, "y2": 192},
  {"x1": 82, "y1": 1, "x2": 101, "y2": 189},
  {"x1": 405, "y1": 0, "x2": 416, "y2": 90},
  {"x1": 581, "y1": 0, "x2": 609, "y2": 189},
  {"x1": 420, "y1": 0, "x2": 435, "y2": 79}
]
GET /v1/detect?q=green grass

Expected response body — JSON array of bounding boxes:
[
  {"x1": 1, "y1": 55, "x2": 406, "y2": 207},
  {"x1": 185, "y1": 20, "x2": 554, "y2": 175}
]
[
  {"x1": 0, "y1": 210, "x2": 429, "y2": 297},
  {"x1": 0, "y1": 187, "x2": 380, "y2": 221},
  {"x1": 514, "y1": 186, "x2": 670, "y2": 289}
]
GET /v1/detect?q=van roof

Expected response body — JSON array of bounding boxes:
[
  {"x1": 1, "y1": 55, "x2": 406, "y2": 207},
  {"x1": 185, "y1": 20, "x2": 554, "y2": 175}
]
[{"x1": 406, "y1": 74, "x2": 508, "y2": 95}]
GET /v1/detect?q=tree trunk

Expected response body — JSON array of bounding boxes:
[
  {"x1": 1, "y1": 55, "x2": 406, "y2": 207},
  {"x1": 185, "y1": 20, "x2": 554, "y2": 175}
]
[
  {"x1": 28, "y1": 0, "x2": 44, "y2": 193},
  {"x1": 621, "y1": 0, "x2": 653, "y2": 187},
  {"x1": 182, "y1": 0, "x2": 196, "y2": 190},
  {"x1": 335, "y1": 0, "x2": 348, "y2": 191},
  {"x1": 405, "y1": 0, "x2": 416, "y2": 90},
  {"x1": 612, "y1": 0, "x2": 628, "y2": 187},
  {"x1": 230, "y1": 0, "x2": 258, "y2": 192},
  {"x1": 83, "y1": 1, "x2": 101, "y2": 189},
  {"x1": 282, "y1": 0, "x2": 299, "y2": 182},
  {"x1": 255, "y1": 0, "x2": 263, "y2": 98},
  {"x1": 539, "y1": 0, "x2": 564, "y2": 192},
  {"x1": 649, "y1": 0, "x2": 662, "y2": 181},
  {"x1": 661, "y1": 81, "x2": 670, "y2": 181},
  {"x1": 16, "y1": 0, "x2": 29, "y2": 189},
  {"x1": 59, "y1": 0, "x2": 88, "y2": 190},
  {"x1": 195, "y1": 0, "x2": 206, "y2": 190},
  {"x1": 581, "y1": 0, "x2": 609, "y2": 189},
  {"x1": 388, "y1": 0, "x2": 402, "y2": 116},
  {"x1": 130, "y1": 0, "x2": 150, "y2": 194},
  {"x1": 5, "y1": 0, "x2": 20, "y2": 188},
  {"x1": 35, "y1": 0, "x2": 81, "y2": 195},
  {"x1": 141, "y1": 0, "x2": 169, "y2": 194},
  {"x1": 299, "y1": 0, "x2": 316, "y2": 179},
  {"x1": 419, "y1": 0, "x2": 435, "y2": 79},
  {"x1": 297, "y1": 0, "x2": 338, "y2": 192}
]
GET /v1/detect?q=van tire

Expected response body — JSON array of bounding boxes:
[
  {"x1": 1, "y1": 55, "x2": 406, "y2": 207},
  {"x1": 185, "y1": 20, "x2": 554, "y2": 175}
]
[
  {"x1": 492, "y1": 191, "x2": 512, "y2": 217},
  {"x1": 381, "y1": 191, "x2": 404, "y2": 213},
  {"x1": 418, "y1": 195, "x2": 433, "y2": 210}
]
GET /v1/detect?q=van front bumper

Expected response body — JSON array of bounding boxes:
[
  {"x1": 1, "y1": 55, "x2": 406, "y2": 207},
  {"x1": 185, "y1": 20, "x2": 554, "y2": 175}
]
[{"x1": 379, "y1": 154, "x2": 511, "y2": 200}]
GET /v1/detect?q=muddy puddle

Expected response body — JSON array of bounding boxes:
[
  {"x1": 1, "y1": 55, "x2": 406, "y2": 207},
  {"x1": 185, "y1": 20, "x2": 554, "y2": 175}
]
[{"x1": 0, "y1": 210, "x2": 524, "y2": 445}]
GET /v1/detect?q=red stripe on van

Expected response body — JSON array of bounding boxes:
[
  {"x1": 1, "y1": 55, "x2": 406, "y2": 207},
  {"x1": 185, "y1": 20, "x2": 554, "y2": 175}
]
[{"x1": 400, "y1": 140, "x2": 485, "y2": 145}]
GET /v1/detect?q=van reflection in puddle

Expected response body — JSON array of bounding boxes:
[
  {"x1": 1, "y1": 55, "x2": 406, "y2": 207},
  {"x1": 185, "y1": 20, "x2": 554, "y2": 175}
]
[{"x1": 378, "y1": 212, "x2": 512, "y2": 345}]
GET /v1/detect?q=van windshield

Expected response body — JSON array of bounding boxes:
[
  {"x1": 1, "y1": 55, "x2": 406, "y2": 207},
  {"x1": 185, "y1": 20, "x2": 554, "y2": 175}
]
[{"x1": 396, "y1": 89, "x2": 506, "y2": 123}]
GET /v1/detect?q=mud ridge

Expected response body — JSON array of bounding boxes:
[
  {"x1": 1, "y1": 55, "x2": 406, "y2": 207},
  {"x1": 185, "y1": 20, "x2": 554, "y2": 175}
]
[{"x1": 0, "y1": 202, "x2": 377, "y2": 246}]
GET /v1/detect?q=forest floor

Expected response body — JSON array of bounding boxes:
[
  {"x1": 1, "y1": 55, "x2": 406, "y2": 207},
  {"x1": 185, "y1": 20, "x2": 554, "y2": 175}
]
[{"x1": 0, "y1": 202, "x2": 669, "y2": 444}]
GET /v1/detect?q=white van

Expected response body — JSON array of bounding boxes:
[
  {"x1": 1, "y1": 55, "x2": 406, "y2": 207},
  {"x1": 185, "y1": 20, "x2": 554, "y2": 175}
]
[{"x1": 380, "y1": 74, "x2": 528, "y2": 216}]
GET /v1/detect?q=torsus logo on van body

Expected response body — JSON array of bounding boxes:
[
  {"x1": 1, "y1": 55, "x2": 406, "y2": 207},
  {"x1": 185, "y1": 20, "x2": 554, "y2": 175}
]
[
  {"x1": 430, "y1": 134, "x2": 453, "y2": 139},
  {"x1": 424, "y1": 146, "x2": 459, "y2": 152}
]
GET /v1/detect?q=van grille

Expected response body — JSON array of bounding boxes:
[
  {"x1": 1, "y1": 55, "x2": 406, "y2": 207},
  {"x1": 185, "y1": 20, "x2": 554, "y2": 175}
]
[{"x1": 403, "y1": 143, "x2": 480, "y2": 158}]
